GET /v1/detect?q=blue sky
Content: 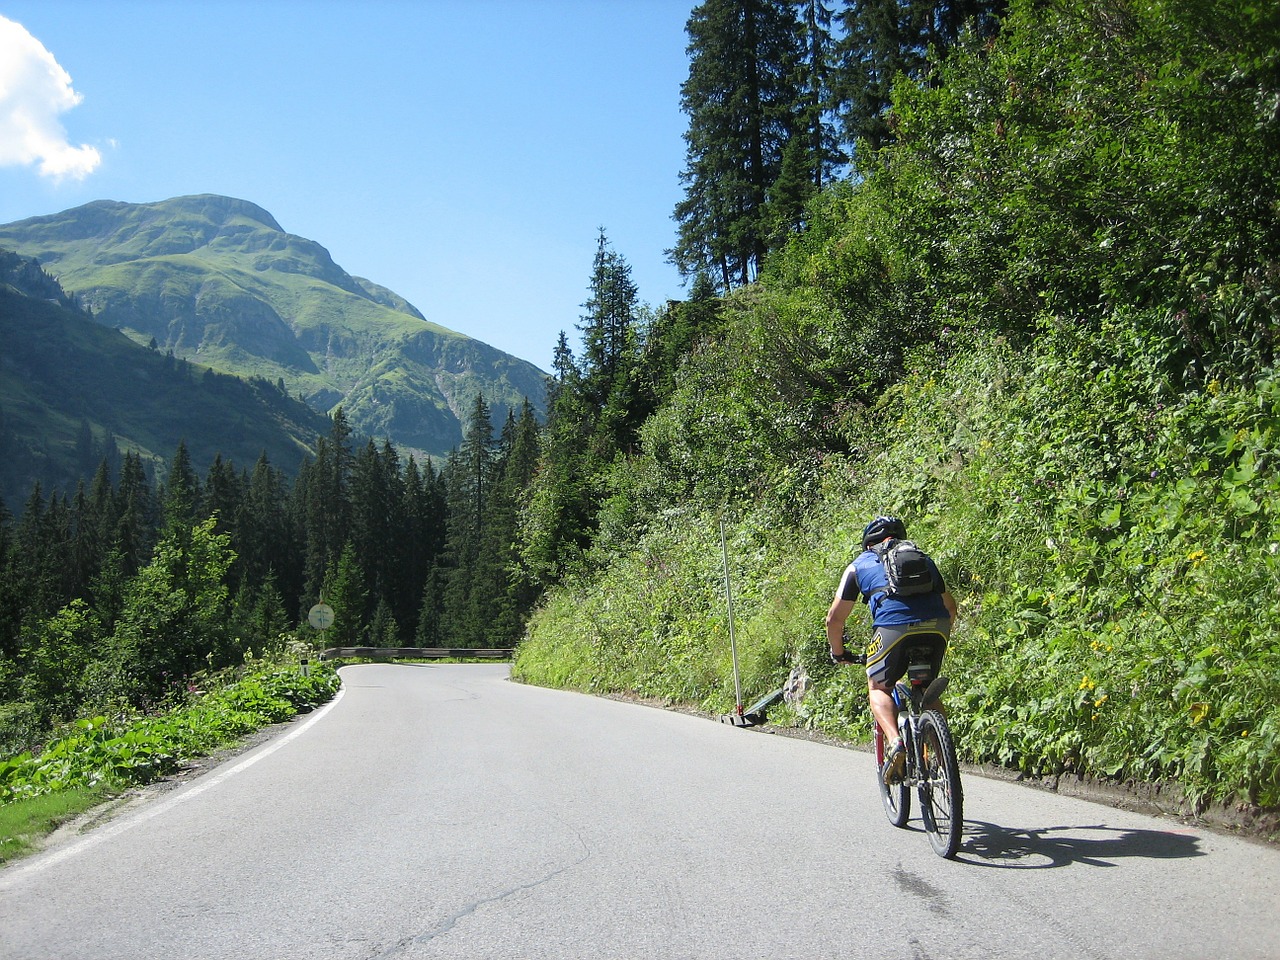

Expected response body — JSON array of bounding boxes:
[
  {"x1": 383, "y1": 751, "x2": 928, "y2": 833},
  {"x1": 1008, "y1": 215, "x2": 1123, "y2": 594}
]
[{"x1": 0, "y1": 1, "x2": 695, "y2": 371}]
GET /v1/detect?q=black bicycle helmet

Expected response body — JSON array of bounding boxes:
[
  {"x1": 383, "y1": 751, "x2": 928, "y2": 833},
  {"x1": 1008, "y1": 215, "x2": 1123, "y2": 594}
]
[{"x1": 861, "y1": 515, "x2": 906, "y2": 549}]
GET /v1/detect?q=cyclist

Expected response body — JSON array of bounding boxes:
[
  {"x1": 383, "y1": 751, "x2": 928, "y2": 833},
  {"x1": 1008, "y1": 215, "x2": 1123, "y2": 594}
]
[{"x1": 826, "y1": 515, "x2": 957, "y2": 784}]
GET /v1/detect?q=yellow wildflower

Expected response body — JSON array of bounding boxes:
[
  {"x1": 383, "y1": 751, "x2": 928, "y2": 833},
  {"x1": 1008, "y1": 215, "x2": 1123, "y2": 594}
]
[
  {"x1": 1079, "y1": 675, "x2": 1096, "y2": 692},
  {"x1": 1187, "y1": 550, "x2": 1208, "y2": 567}
]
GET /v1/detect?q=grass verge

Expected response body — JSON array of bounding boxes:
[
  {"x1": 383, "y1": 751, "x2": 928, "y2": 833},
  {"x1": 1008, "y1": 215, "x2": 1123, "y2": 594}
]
[{"x1": 0, "y1": 785, "x2": 116, "y2": 864}]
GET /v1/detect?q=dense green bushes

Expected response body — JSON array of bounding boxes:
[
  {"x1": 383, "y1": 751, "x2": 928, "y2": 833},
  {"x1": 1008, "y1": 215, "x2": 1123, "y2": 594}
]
[
  {"x1": 0, "y1": 662, "x2": 338, "y2": 805},
  {"x1": 516, "y1": 0, "x2": 1280, "y2": 814},
  {"x1": 516, "y1": 329, "x2": 1280, "y2": 807}
]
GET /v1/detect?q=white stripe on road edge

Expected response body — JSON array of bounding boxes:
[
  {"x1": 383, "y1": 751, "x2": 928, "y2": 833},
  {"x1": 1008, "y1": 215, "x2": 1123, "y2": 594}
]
[{"x1": 0, "y1": 686, "x2": 345, "y2": 888}]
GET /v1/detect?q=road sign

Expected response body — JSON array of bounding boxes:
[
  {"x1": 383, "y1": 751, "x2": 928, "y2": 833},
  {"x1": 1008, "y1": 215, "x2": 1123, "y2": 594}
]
[{"x1": 308, "y1": 603, "x2": 335, "y2": 630}]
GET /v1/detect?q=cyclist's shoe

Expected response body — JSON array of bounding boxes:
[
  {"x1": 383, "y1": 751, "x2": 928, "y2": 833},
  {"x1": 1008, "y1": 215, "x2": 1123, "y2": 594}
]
[{"x1": 883, "y1": 738, "x2": 906, "y2": 785}]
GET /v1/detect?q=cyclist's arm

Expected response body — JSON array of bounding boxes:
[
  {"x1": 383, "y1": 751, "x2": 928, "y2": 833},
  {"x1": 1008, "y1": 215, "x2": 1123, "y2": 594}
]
[
  {"x1": 826, "y1": 565, "x2": 860, "y2": 657},
  {"x1": 929, "y1": 557, "x2": 959, "y2": 622},
  {"x1": 941, "y1": 589, "x2": 958, "y2": 621},
  {"x1": 826, "y1": 596, "x2": 856, "y2": 657}
]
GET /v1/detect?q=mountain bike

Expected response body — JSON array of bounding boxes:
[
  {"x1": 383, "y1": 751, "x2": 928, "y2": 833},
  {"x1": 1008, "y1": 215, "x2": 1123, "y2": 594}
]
[{"x1": 839, "y1": 636, "x2": 964, "y2": 858}]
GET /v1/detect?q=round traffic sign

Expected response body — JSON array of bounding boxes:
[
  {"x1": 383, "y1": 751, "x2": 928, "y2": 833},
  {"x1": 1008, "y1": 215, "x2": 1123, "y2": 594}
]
[{"x1": 308, "y1": 603, "x2": 335, "y2": 630}]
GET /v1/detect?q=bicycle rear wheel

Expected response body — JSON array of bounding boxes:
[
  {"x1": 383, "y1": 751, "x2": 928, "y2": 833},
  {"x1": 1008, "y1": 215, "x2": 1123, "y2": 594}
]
[
  {"x1": 875, "y1": 728, "x2": 910, "y2": 827},
  {"x1": 917, "y1": 710, "x2": 963, "y2": 858}
]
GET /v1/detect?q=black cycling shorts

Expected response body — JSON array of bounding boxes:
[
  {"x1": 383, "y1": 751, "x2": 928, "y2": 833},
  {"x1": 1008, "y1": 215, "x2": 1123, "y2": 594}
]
[{"x1": 864, "y1": 619, "x2": 950, "y2": 685}]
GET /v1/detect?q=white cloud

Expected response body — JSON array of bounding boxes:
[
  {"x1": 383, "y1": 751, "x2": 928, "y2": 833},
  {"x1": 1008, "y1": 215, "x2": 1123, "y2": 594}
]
[{"x1": 0, "y1": 15, "x2": 101, "y2": 181}]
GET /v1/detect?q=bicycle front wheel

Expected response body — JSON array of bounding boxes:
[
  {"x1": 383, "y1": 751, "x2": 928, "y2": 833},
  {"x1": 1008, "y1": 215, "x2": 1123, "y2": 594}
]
[
  {"x1": 876, "y1": 729, "x2": 910, "y2": 827},
  {"x1": 917, "y1": 710, "x2": 963, "y2": 858}
]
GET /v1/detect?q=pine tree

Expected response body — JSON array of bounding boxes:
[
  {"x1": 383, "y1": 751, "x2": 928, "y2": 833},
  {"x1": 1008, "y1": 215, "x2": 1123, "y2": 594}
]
[
  {"x1": 234, "y1": 453, "x2": 302, "y2": 629},
  {"x1": 80, "y1": 461, "x2": 119, "y2": 596},
  {"x1": 69, "y1": 481, "x2": 100, "y2": 602},
  {"x1": 491, "y1": 399, "x2": 542, "y2": 637},
  {"x1": 763, "y1": 0, "x2": 845, "y2": 245},
  {"x1": 0, "y1": 499, "x2": 20, "y2": 662},
  {"x1": 11, "y1": 487, "x2": 75, "y2": 626},
  {"x1": 577, "y1": 231, "x2": 647, "y2": 462},
  {"x1": 344, "y1": 438, "x2": 417, "y2": 635},
  {"x1": 321, "y1": 541, "x2": 367, "y2": 647},
  {"x1": 400, "y1": 454, "x2": 446, "y2": 641},
  {"x1": 579, "y1": 230, "x2": 640, "y2": 414},
  {"x1": 299, "y1": 408, "x2": 355, "y2": 605},
  {"x1": 203, "y1": 454, "x2": 244, "y2": 538},
  {"x1": 833, "y1": 0, "x2": 1005, "y2": 154},
  {"x1": 160, "y1": 441, "x2": 200, "y2": 540},
  {"x1": 114, "y1": 452, "x2": 156, "y2": 577},
  {"x1": 519, "y1": 234, "x2": 653, "y2": 594},
  {"x1": 798, "y1": 0, "x2": 845, "y2": 189},
  {"x1": 413, "y1": 568, "x2": 445, "y2": 648},
  {"x1": 366, "y1": 598, "x2": 400, "y2": 646},
  {"x1": 440, "y1": 396, "x2": 496, "y2": 646},
  {"x1": 673, "y1": 0, "x2": 806, "y2": 289}
]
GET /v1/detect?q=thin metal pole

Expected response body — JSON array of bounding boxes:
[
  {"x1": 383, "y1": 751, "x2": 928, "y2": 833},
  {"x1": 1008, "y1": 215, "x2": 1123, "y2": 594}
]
[{"x1": 719, "y1": 518, "x2": 743, "y2": 715}]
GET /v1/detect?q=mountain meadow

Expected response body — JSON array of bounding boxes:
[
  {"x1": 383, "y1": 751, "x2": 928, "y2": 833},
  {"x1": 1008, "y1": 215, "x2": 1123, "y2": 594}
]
[{"x1": 1, "y1": 0, "x2": 1278, "y2": 842}]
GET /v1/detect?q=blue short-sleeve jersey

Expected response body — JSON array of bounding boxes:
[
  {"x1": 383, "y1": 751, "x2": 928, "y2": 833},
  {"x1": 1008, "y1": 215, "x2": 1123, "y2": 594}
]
[{"x1": 837, "y1": 549, "x2": 951, "y2": 627}]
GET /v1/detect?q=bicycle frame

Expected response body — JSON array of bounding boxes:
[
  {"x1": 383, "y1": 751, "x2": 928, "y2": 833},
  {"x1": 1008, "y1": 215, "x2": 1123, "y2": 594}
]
[{"x1": 871, "y1": 637, "x2": 964, "y2": 859}]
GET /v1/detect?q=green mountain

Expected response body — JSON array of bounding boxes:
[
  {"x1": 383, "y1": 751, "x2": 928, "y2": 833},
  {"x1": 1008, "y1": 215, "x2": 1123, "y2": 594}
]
[
  {"x1": 0, "y1": 195, "x2": 546, "y2": 457},
  {"x1": 0, "y1": 250, "x2": 331, "y2": 509}
]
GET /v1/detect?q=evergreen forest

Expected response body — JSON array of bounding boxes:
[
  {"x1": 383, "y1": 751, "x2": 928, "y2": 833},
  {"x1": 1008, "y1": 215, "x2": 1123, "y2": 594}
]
[{"x1": 2, "y1": 0, "x2": 1279, "y2": 824}]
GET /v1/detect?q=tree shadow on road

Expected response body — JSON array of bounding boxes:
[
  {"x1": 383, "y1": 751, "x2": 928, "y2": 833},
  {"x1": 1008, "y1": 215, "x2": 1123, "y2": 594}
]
[{"x1": 956, "y1": 820, "x2": 1205, "y2": 869}]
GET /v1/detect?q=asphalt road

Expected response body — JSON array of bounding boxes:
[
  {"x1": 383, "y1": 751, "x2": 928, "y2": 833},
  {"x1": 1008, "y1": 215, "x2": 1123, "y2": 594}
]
[{"x1": 1, "y1": 663, "x2": 1276, "y2": 960}]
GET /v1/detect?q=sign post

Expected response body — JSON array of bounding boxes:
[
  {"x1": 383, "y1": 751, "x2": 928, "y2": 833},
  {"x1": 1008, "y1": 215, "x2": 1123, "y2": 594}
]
[
  {"x1": 306, "y1": 602, "x2": 335, "y2": 674},
  {"x1": 719, "y1": 518, "x2": 744, "y2": 719}
]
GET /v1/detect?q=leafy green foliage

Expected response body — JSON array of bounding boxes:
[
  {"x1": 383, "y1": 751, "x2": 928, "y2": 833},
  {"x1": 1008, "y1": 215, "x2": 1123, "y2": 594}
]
[
  {"x1": 885, "y1": 0, "x2": 1280, "y2": 377},
  {"x1": 517, "y1": 0, "x2": 1280, "y2": 816},
  {"x1": 0, "y1": 663, "x2": 339, "y2": 805}
]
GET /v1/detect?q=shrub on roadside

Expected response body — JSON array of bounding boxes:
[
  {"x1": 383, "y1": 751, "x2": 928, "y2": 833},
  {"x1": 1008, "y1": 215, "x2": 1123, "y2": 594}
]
[{"x1": 0, "y1": 663, "x2": 339, "y2": 804}]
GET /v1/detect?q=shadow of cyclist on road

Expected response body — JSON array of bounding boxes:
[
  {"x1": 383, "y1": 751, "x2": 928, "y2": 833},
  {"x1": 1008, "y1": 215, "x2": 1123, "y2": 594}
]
[{"x1": 957, "y1": 820, "x2": 1205, "y2": 868}]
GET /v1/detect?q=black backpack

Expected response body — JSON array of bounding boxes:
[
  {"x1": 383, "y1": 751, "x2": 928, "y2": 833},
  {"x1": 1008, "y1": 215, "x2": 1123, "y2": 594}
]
[{"x1": 870, "y1": 538, "x2": 938, "y2": 598}]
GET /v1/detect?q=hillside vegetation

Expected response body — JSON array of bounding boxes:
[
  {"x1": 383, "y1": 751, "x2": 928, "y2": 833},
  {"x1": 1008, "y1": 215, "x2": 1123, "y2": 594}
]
[
  {"x1": 513, "y1": 0, "x2": 1280, "y2": 816},
  {"x1": 0, "y1": 195, "x2": 546, "y2": 458},
  {"x1": 0, "y1": 252, "x2": 331, "y2": 509}
]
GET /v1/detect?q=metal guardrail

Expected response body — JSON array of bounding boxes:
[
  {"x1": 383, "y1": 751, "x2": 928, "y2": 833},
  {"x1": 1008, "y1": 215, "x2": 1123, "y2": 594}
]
[{"x1": 317, "y1": 647, "x2": 515, "y2": 661}]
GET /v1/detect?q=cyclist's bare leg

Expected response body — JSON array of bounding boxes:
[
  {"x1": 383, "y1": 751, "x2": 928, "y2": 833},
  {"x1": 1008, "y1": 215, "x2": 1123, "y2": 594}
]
[{"x1": 868, "y1": 678, "x2": 899, "y2": 743}]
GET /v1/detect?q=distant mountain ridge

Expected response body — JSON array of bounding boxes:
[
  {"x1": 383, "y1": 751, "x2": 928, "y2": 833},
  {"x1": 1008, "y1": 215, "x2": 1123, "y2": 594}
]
[{"x1": 0, "y1": 195, "x2": 546, "y2": 457}]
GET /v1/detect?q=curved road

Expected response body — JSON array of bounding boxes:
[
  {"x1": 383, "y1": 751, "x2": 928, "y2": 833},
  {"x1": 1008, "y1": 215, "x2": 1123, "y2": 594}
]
[{"x1": 1, "y1": 664, "x2": 1276, "y2": 959}]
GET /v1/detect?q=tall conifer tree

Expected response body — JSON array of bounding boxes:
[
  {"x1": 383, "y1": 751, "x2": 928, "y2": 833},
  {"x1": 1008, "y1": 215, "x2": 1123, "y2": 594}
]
[
  {"x1": 579, "y1": 231, "x2": 643, "y2": 456},
  {"x1": 673, "y1": 0, "x2": 805, "y2": 289},
  {"x1": 833, "y1": 0, "x2": 1004, "y2": 153},
  {"x1": 440, "y1": 395, "x2": 496, "y2": 645}
]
